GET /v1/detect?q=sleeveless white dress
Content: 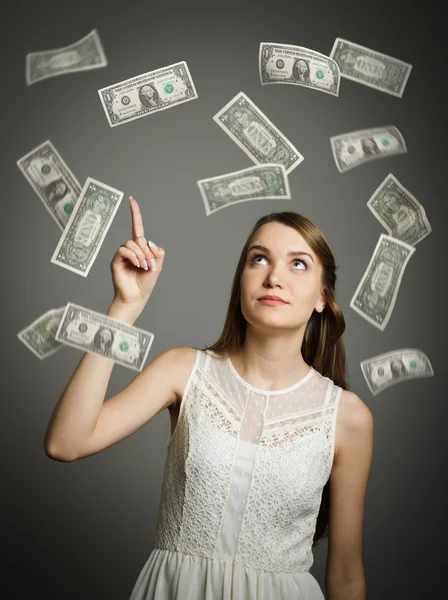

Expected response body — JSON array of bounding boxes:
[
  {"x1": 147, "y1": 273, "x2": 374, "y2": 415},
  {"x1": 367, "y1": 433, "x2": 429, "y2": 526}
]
[{"x1": 129, "y1": 349, "x2": 342, "y2": 600}]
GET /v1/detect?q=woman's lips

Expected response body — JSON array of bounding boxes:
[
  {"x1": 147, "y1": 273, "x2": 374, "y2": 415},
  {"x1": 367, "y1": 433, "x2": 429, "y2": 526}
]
[{"x1": 258, "y1": 298, "x2": 288, "y2": 305}]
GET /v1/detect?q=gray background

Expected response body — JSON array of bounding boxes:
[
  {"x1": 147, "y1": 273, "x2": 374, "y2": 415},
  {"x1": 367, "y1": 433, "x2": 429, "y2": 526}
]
[{"x1": 2, "y1": 0, "x2": 446, "y2": 598}]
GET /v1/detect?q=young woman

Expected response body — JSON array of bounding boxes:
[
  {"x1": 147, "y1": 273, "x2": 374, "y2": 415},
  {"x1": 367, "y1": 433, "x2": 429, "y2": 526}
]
[{"x1": 44, "y1": 196, "x2": 373, "y2": 600}]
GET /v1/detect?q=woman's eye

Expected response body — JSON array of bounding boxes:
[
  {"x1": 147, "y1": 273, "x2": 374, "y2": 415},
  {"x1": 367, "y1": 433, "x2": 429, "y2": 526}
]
[
  {"x1": 251, "y1": 254, "x2": 267, "y2": 264},
  {"x1": 292, "y1": 259, "x2": 307, "y2": 269},
  {"x1": 251, "y1": 254, "x2": 307, "y2": 269}
]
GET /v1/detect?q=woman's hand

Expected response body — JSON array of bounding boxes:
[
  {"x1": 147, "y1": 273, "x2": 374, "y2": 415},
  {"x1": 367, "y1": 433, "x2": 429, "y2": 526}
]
[{"x1": 110, "y1": 196, "x2": 165, "y2": 308}]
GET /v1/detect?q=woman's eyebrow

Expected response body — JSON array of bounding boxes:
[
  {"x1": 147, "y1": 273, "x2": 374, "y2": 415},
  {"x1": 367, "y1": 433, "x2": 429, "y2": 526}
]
[{"x1": 248, "y1": 244, "x2": 314, "y2": 263}]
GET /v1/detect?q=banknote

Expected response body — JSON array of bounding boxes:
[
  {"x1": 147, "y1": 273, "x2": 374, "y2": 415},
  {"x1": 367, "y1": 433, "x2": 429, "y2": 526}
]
[
  {"x1": 213, "y1": 92, "x2": 304, "y2": 174},
  {"x1": 55, "y1": 303, "x2": 154, "y2": 371},
  {"x1": 367, "y1": 174, "x2": 432, "y2": 246},
  {"x1": 331, "y1": 126, "x2": 407, "y2": 173},
  {"x1": 51, "y1": 177, "x2": 123, "y2": 277},
  {"x1": 26, "y1": 29, "x2": 107, "y2": 86},
  {"x1": 350, "y1": 233, "x2": 415, "y2": 331},
  {"x1": 330, "y1": 38, "x2": 412, "y2": 98},
  {"x1": 17, "y1": 307, "x2": 66, "y2": 359},
  {"x1": 98, "y1": 61, "x2": 198, "y2": 127},
  {"x1": 17, "y1": 140, "x2": 82, "y2": 231},
  {"x1": 361, "y1": 348, "x2": 434, "y2": 396},
  {"x1": 259, "y1": 43, "x2": 340, "y2": 96},
  {"x1": 197, "y1": 164, "x2": 290, "y2": 215}
]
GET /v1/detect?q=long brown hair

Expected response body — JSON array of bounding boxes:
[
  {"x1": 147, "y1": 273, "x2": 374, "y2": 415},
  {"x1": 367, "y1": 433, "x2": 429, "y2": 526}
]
[{"x1": 200, "y1": 211, "x2": 349, "y2": 545}]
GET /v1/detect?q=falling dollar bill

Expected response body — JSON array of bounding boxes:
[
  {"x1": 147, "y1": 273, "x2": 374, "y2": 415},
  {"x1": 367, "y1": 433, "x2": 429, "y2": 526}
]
[
  {"x1": 259, "y1": 42, "x2": 340, "y2": 96},
  {"x1": 361, "y1": 349, "x2": 434, "y2": 395},
  {"x1": 213, "y1": 91, "x2": 304, "y2": 174},
  {"x1": 330, "y1": 38, "x2": 412, "y2": 98},
  {"x1": 26, "y1": 29, "x2": 107, "y2": 86},
  {"x1": 330, "y1": 125, "x2": 407, "y2": 173},
  {"x1": 197, "y1": 164, "x2": 290, "y2": 215},
  {"x1": 350, "y1": 234, "x2": 415, "y2": 331},
  {"x1": 17, "y1": 307, "x2": 66, "y2": 359},
  {"x1": 17, "y1": 140, "x2": 82, "y2": 231},
  {"x1": 367, "y1": 174, "x2": 432, "y2": 246},
  {"x1": 51, "y1": 177, "x2": 123, "y2": 277},
  {"x1": 98, "y1": 61, "x2": 198, "y2": 127},
  {"x1": 55, "y1": 303, "x2": 154, "y2": 371}
]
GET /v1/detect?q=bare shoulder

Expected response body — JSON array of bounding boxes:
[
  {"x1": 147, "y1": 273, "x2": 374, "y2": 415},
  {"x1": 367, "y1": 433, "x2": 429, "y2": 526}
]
[
  {"x1": 334, "y1": 389, "x2": 374, "y2": 460},
  {"x1": 168, "y1": 346, "x2": 200, "y2": 406}
]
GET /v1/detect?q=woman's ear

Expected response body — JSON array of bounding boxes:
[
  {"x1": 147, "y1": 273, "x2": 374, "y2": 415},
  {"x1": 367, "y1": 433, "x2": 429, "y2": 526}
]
[{"x1": 316, "y1": 290, "x2": 327, "y2": 312}]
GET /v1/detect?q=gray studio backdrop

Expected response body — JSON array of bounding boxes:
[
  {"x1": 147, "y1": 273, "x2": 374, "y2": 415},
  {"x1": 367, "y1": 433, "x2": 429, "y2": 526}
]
[{"x1": 2, "y1": 0, "x2": 446, "y2": 599}]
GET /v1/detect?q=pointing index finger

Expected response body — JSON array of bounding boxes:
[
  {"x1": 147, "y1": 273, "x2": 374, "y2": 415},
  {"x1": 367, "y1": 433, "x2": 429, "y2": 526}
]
[{"x1": 129, "y1": 196, "x2": 145, "y2": 240}]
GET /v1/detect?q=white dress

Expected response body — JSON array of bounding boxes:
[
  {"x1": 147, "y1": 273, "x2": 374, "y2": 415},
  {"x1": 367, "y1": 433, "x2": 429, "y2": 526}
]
[{"x1": 129, "y1": 349, "x2": 342, "y2": 600}]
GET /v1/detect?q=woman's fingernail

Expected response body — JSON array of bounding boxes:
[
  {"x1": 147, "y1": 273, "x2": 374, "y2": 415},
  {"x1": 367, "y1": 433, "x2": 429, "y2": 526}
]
[
  {"x1": 148, "y1": 240, "x2": 158, "y2": 251},
  {"x1": 142, "y1": 259, "x2": 149, "y2": 270},
  {"x1": 135, "y1": 257, "x2": 140, "y2": 267},
  {"x1": 150, "y1": 258, "x2": 157, "y2": 270}
]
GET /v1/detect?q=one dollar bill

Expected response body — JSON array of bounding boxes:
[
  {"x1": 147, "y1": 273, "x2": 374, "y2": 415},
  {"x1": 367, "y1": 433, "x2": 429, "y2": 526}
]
[
  {"x1": 361, "y1": 349, "x2": 434, "y2": 395},
  {"x1": 17, "y1": 307, "x2": 66, "y2": 359},
  {"x1": 26, "y1": 29, "x2": 107, "y2": 86},
  {"x1": 330, "y1": 38, "x2": 412, "y2": 98},
  {"x1": 197, "y1": 164, "x2": 290, "y2": 215},
  {"x1": 350, "y1": 233, "x2": 415, "y2": 331},
  {"x1": 51, "y1": 177, "x2": 123, "y2": 277},
  {"x1": 331, "y1": 125, "x2": 407, "y2": 173},
  {"x1": 17, "y1": 140, "x2": 82, "y2": 231},
  {"x1": 213, "y1": 91, "x2": 304, "y2": 174},
  {"x1": 98, "y1": 61, "x2": 198, "y2": 127},
  {"x1": 367, "y1": 174, "x2": 432, "y2": 246},
  {"x1": 259, "y1": 42, "x2": 340, "y2": 96},
  {"x1": 55, "y1": 303, "x2": 154, "y2": 371}
]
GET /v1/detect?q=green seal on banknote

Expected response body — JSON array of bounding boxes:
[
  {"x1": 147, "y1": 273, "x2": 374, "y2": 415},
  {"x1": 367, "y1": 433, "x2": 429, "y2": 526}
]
[
  {"x1": 120, "y1": 341, "x2": 129, "y2": 352},
  {"x1": 316, "y1": 70, "x2": 324, "y2": 79},
  {"x1": 64, "y1": 203, "x2": 73, "y2": 214},
  {"x1": 164, "y1": 83, "x2": 174, "y2": 93}
]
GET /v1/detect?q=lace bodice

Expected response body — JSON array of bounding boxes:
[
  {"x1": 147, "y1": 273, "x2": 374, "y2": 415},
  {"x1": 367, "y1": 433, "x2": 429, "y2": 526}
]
[{"x1": 154, "y1": 349, "x2": 342, "y2": 574}]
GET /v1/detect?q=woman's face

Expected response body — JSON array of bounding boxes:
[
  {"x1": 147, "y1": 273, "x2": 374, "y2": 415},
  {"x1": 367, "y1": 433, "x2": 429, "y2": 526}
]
[{"x1": 239, "y1": 222, "x2": 325, "y2": 334}]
